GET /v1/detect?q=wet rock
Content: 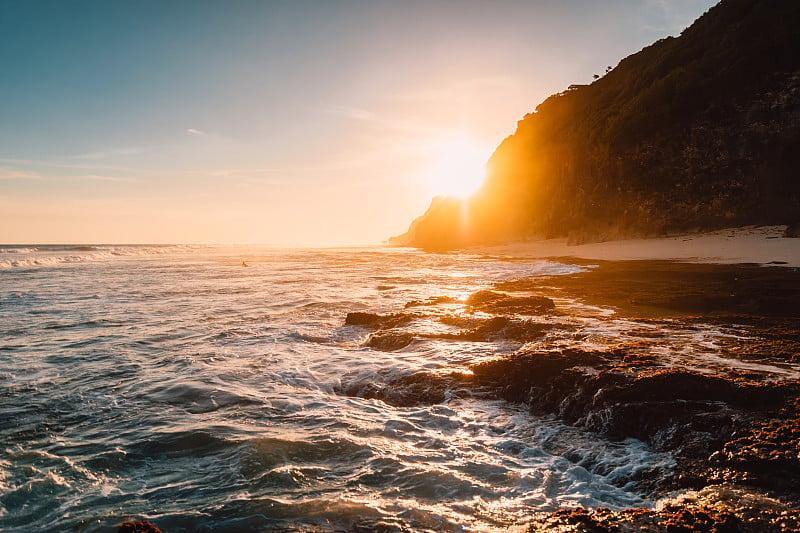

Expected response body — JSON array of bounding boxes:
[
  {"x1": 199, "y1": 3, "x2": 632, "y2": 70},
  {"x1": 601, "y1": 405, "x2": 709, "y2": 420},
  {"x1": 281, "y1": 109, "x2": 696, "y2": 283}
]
[
  {"x1": 344, "y1": 312, "x2": 416, "y2": 329},
  {"x1": 118, "y1": 521, "x2": 164, "y2": 533},
  {"x1": 345, "y1": 259, "x2": 800, "y2": 521},
  {"x1": 404, "y1": 295, "x2": 459, "y2": 308},
  {"x1": 472, "y1": 348, "x2": 800, "y2": 496},
  {"x1": 525, "y1": 486, "x2": 799, "y2": 533},
  {"x1": 514, "y1": 261, "x2": 800, "y2": 318},
  {"x1": 340, "y1": 372, "x2": 469, "y2": 407},
  {"x1": 465, "y1": 290, "x2": 555, "y2": 314},
  {"x1": 733, "y1": 318, "x2": 800, "y2": 364},
  {"x1": 471, "y1": 349, "x2": 607, "y2": 406},
  {"x1": 429, "y1": 316, "x2": 552, "y2": 343},
  {"x1": 366, "y1": 331, "x2": 415, "y2": 351},
  {"x1": 719, "y1": 398, "x2": 800, "y2": 495},
  {"x1": 437, "y1": 314, "x2": 481, "y2": 328},
  {"x1": 784, "y1": 223, "x2": 800, "y2": 238}
]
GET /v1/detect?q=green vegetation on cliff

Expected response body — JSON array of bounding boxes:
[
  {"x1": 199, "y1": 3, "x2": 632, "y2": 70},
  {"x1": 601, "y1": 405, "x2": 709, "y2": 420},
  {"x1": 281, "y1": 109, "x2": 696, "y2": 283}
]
[{"x1": 395, "y1": 0, "x2": 800, "y2": 249}]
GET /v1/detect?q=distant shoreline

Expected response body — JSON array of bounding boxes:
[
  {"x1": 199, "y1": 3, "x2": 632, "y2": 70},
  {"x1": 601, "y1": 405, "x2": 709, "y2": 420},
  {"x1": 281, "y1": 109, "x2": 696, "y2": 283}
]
[{"x1": 468, "y1": 225, "x2": 800, "y2": 267}]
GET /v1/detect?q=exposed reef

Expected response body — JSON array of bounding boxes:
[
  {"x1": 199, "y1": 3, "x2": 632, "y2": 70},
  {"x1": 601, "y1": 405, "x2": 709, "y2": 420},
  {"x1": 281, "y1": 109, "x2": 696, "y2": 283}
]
[
  {"x1": 465, "y1": 290, "x2": 556, "y2": 314},
  {"x1": 118, "y1": 520, "x2": 164, "y2": 533},
  {"x1": 472, "y1": 350, "x2": 799, "y2": 498},
  {"x1": 524, "y1": 486, "x2": 799, "y2": 533},
  {"x1": 342, "y1": 260, "x2": 800, "y2": 531}
]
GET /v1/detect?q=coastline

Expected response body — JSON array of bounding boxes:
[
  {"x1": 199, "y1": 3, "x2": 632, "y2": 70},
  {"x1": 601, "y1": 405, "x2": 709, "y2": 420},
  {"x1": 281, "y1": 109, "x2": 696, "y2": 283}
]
[
  {"x1": 8, "y1": 246, "x2": 797, "y2": 532},
  {"x1": 348, "y1": 246, "x2": 800, "y2": 532},
  {"x1": 483, "y1": 254, "x2": 800, "y2": 531},
  {"x1": 469, "y1": 225, "x2": 800, "y2": 267}
]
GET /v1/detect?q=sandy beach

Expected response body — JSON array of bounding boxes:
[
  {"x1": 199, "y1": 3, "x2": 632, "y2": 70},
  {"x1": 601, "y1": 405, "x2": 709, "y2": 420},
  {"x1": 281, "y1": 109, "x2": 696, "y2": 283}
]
[{"x1": 473, "y1": 225, "x2": 800, "y2": 267}]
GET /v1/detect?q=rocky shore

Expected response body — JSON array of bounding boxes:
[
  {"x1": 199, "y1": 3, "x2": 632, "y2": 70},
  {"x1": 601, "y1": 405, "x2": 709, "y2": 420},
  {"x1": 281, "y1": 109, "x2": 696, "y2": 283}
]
[
  {"x1": 339, "y1": 259, "x2": 800, "y2": 532},
  {"x1": 118, "y1": 259, "x2": 799, "y2": 532}
]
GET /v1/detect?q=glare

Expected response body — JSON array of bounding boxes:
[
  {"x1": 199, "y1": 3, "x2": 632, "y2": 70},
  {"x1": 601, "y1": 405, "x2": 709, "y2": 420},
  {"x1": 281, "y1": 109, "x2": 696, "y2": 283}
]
[{"x1": 423, "y1": 134, "x2": 493, "y2": 199}]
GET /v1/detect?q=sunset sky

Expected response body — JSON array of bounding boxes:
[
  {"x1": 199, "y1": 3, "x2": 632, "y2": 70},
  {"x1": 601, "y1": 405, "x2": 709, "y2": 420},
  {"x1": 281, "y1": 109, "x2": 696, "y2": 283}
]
[{"x1": 0, "y1": 0, "x2": 716, "y2": 246}]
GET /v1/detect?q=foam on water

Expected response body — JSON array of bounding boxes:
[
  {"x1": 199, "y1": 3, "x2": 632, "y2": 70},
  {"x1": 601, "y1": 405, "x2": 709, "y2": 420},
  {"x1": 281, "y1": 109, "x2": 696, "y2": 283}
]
[
  {"x1": 533, "y1": 297, "x2": 800, "y2": 380},
  {"x1": 0, "y1": 246, "x2": 776, "y2": 532},
  {"x1": 0, "y1": 244, "x2": 186, "y2": 270}
]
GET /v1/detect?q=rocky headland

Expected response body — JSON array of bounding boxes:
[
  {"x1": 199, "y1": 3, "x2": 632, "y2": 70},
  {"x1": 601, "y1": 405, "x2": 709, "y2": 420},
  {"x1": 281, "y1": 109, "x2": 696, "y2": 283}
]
[{"x1": 392, "y1": 0, "x2": 800, "y2": 250}]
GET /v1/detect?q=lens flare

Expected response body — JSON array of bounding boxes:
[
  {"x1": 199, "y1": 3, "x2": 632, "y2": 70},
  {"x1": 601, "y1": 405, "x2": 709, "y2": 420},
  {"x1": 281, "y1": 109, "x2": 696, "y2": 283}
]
[{"x1": 423, "y1": 134, "x2": 492, "y2": 199}]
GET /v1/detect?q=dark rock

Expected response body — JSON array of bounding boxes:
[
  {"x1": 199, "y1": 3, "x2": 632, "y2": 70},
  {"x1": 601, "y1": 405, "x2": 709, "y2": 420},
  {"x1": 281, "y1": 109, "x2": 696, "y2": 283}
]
[
  {"x1": 339, "y1": 371, "x2": 469, "y2": 407},
  {"x1": 366, "y1": 332, "x2": 415, "y2": 351},
  {"x1": 118, "y1": 521, "x2": 164, "y2": 533},
  {"x1": 471, "y1": 348, "x2": 607, "y2": 406},
  {"x1": 344, "y1": 259, "x2": 800, "y2": 521},
  {"x1": 525, "y1": 486, "x2": 798, "y2": 533},
  {"x1": 404, "y1": 296, "x2": 459, "y2": 308},
  {"x1": 465, "y1": 290, "x2": 555, "y2": 314},
  {"x1": 511, "y1": 261, "x2": 800, "y2": 318},
  {"x1": 344, "y1": 312, "x2": 416, "y2": 329},
  {"x1": 719, "y1": 398, "x2": 800, "y2": 495},
  {"x1": 784, "y1": 223, "x2": 800, "y2": 238},
  {"x1": 472, "y1": 348, "x2": 800, "y2": 496},
  {"x1": 428, "y1": 316, "x2": 552, "y2": 343}
]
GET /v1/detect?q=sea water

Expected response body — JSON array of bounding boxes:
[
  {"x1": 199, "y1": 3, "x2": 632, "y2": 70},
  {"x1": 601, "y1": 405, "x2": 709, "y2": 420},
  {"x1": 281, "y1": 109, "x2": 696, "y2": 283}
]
[{"x1": 0, "y1": 245, "x2": 748, "y2": 532}]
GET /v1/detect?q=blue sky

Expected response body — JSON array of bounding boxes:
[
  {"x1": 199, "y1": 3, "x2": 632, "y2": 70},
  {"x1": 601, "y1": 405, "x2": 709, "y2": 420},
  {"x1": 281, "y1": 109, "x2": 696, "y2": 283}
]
[{"x1": 0, "y1": 0, "x2": 716, "y2": 245}]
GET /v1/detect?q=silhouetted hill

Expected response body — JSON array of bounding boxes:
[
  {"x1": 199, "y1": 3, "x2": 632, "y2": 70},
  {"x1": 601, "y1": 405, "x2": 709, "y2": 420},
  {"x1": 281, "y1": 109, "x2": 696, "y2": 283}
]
[{"x1": 394, "y1": 0, "x2": 800, "y2": 250}]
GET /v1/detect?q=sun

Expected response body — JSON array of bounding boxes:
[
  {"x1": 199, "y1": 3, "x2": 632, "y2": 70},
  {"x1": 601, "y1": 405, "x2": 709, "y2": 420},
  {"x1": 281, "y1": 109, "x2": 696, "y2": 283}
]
[{"x1": 423, "y1": 134, "x2": 492, "y2": 199}]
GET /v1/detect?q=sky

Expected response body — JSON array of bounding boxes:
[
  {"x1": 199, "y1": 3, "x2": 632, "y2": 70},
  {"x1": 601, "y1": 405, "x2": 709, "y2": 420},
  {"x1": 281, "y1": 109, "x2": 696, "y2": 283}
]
[{"x1": 0, "y1": 0, "x2": 717, "y2": 246}]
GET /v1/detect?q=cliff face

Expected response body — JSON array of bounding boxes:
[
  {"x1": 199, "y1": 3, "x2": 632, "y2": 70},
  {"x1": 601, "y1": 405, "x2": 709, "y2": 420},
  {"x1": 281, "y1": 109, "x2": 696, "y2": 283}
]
[{"x1": 395, "y1": 0, "x2": 800, "y2": 250}]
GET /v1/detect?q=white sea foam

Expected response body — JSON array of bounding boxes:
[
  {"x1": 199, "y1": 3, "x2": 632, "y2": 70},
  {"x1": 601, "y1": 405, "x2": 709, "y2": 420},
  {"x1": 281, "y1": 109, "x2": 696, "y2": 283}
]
[
  {"x1": 0, "y1": 244, "x2": 187, "y2": 270},
  {"x1": 0, "y1": 246, "x2": 790, "y2": 532}
]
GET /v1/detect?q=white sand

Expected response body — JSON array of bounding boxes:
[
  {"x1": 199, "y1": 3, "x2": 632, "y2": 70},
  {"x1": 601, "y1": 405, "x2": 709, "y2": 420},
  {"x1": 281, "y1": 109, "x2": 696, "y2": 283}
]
[{"x1": 472, "y1": 225, "x2": 800, "y2": 267}]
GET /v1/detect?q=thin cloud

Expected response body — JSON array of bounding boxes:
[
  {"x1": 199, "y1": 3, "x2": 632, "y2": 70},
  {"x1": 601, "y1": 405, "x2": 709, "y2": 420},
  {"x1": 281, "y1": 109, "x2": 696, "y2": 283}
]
[
  {"x1": 70, "y1": 147, "x2": 150, "y2": 160},
  {"x1": 67, "y1": 174, "x2": 138, "y2": 183},
  {"x1": 0, "y1": 157, "x2": 137, "y2": 172},
  {"x1": 187, "y1": 128, "x2": 206, "y2": 136},
  {"x1": 0, "y1": 166, "x2": 137, "y2": 183},
  {"x1": 0, "y1": 167, "x2": 45, "y2": 181}
]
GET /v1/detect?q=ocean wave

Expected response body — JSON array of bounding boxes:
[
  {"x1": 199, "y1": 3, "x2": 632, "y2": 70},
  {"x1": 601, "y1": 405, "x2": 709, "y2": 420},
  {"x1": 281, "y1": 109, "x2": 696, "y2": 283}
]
[
  {"x1": 0, "y1": 247, "x2": 39, "y2": 254},
  {"x1": 0, "y1": 244, "x2": 185, "y2": 270},
  {"x1": 8, "y1": 246, "x2": 783, "y2": 532},
  {"x1": 189, "y1": 497, "x2": 402, "y2": 532},
  {"x1": 240, "y1": 436, "x2": 374, "y2": 473},
  {"x1": 126, "y1": 429, "x2": 237, "y2": 459}
]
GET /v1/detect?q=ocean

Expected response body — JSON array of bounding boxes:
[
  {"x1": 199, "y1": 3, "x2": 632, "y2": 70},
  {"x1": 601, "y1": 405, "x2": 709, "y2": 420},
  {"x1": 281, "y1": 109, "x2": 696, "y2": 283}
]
[{"x1": 0, "y1": 245, "x2": 754, "y2": 532}]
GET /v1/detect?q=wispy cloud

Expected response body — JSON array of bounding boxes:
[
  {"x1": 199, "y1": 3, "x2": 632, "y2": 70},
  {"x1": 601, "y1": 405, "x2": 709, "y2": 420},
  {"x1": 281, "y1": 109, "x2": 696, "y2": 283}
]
[
  {"x1": 66, "y1": 174, "x2": 138, "y2": 183},
  {"x1": 0, "y1": 168, "x2": 44, "y2": 181},
  {"x1": 186, "y1": 128, "x2": 205, "y2": 136},
  {"x1": 0, "y1": 157, "x2": 136, "y2": 173},
  {"x1": 69, "y1": 147, "x2": 150, "y2": 160},
  {"x1": 0, "y1": 166, "x2": 137, "y2": 183}
]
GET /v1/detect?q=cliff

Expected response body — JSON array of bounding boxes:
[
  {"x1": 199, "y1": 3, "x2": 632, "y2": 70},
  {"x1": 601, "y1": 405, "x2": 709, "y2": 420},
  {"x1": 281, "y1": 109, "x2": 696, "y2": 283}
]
[{"x1": 394, "y1": 0, "x2": 800, "y2": 250}]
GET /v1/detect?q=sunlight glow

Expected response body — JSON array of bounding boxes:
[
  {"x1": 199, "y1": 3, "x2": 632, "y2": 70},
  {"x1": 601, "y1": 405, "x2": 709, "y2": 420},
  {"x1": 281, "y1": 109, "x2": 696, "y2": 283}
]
[{"x1": 423, "y1": 134, "x2": 493, "y2": 199}]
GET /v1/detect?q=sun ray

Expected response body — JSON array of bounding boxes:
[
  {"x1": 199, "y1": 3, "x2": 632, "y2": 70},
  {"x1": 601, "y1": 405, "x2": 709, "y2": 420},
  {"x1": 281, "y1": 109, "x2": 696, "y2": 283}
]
[{"x1": 423, "y1": 134, "x2": 493, "y2": 199}]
